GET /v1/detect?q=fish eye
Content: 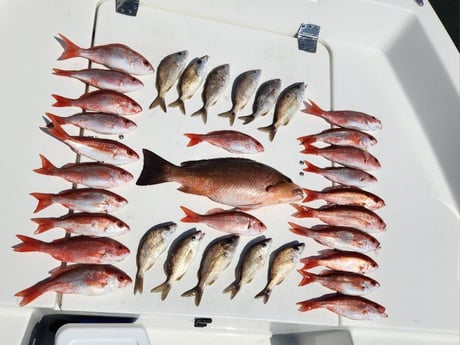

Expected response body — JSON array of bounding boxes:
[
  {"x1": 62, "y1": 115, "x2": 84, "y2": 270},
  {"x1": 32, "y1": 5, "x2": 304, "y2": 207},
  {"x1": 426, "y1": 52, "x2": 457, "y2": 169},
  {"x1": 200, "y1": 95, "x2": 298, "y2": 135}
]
[
  {"x1": 142, "y1": 59, "x2": 150, "y2": 66},
  {"x1": 116, "y1": 221, "x2": 124, "y2": 227},
  {"x1": 118, "y1": 275, "x2": 125, "y2": 281},
  {"x1": 131, "y1": 101, "x2": 138, "y2": 107},
  {"x1": 118, "y1": 245, "x2": 124, "y2": 250}
]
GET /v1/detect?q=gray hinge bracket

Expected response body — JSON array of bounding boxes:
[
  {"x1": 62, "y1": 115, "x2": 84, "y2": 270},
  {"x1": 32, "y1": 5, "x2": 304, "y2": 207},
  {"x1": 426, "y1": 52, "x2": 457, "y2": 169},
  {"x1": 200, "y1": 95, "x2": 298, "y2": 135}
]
[
  {"x1": 295, "y1": 23, "x2": 320, "y2": 53},
  {"x1": 116, "y1": 0, "x2": 140, "y2": 16}
]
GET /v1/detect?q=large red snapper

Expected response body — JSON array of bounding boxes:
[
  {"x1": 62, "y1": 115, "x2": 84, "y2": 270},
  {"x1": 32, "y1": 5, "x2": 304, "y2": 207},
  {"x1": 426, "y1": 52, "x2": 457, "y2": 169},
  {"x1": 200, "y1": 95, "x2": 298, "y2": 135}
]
[{"x1": 136, "y1": 149, "x2": 305, "y2": 209}]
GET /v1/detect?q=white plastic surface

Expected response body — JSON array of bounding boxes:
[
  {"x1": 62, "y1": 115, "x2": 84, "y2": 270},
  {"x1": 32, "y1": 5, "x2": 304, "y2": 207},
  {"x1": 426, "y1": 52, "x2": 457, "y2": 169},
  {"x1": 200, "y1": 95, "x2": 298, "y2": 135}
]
[{"x1": 1, "y1": 0, "x2": 459, "y2": 344}]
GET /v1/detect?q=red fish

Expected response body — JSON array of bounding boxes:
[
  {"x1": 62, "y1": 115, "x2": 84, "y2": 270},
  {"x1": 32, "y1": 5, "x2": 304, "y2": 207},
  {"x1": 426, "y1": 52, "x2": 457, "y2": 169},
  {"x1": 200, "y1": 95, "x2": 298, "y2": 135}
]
[
  {"x1": 52, "y1": 68, "x2": 143, "y2": 93},
  {"x1": 184, "y1": 130, "x2": 264, "y2": 154},
  {"x1": 302, "y1": 160, "x2": 378, "y2": 187},
  {"x1": 180, "y1": 206, "x2": 266, "y2": 236},
  {"x1": 46, "y1": 112, "x2": 137, "y2": 135},
  {"x1": 55, "y1": 33, "x2": 154, "y2": 75},
  {"x1": 301, "y1": 99, "x2": 382, "y2": 131},
  {"x1": 301, "y1": 144, "x2": 381, "y2": 171},
  {"x1": 45, "y1": 122, "x2": 139, "y2": 165},
  {"x1": 302, "y1": 186, "x2": 385, "y2": 210},
  {"x1": 297, "y1": 293, "x2": 387, "y2": 320},
  {"x1": 291, "y1": 204, "x2": 386, "y2": 233},
  {"x1": 13, "y1": 235, "x2": 130, "y2": 264},
  {"x1": 52, "y1": 90, "x2": 142, "y2": 115},
  {"x1": 33, "y1": 154, "x2": 133, "y2": 188},
  {"x1": 298, "y1": 270, "x2": 380, "y2": 295},
  {"x1": 300, "y1": 249, "x2": 378, "y2": 274},
  {"x1": 31, "y1": 212, "x2": 130, "y2": 237},
  {"x1": 289, "y1": 222, "x2": 381, "y2": 253},
  {"x1": 298, "y1": 128, "x2": 377, "y2": 149},
  {"x1": 15, "y1": 264, "x2": 132, "y2": 307},
  {"x1": 30, "y1": 188, "x2": 127, "y2": 213}
]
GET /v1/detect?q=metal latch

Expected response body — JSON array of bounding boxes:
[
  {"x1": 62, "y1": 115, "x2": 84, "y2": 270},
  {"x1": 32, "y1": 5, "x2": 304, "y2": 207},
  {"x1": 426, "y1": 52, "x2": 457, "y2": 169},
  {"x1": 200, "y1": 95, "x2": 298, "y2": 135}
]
[
  {"x1": 116, "y1": 0, "x2": 140, "y2": 16},
  {"x1": 295, "y1": 23, "x2": 320, "y2": 53}
]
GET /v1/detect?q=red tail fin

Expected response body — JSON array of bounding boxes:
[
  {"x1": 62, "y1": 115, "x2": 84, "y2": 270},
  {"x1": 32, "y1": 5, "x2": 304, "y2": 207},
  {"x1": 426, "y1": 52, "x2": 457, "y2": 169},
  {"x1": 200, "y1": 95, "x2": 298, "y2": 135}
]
[
  {"x1": 297, "y1": 298, "x2": 322, "y2": 313},
  {"x1": 288, "y1": 222, "x2": 311, "y2": 237},
  {"x1": 301, "y1": 99, "x2": 324, "y2": 116},
  {"x1": 55, "y1": 33, "x2": 82, "y2": 60},
  {"x1": 302, "y1": 160, "x2": 321, "y2": 174},
  {"x1": 15, "y1": 280, "x2": 50, "y2": 307},
  {"x1": 52, "y1": 94, "x2": 74, "y2": 107},
  {"x1": 299, "y1": 257, "x2": 319, "y2": 270},
  {"x1": 31, "y1": 217, "x2": 56, "y2": 234},
  {"x1": 33, "y1": 154, "x2": 57, "y2": 176},
  {"x1": 290, "y1": 204, "x2": 314, "y2": 218},
  {"x1": 12, "y1": 235, "x2": 45, "y2": 253},
  {"x1": 52, "y1": 68, "x2": 75, "y2": 78},
  {"x1": 300, "y1": 144, "x2": 317, "y2": 155},
  {"x1": 183, "y1": 133, "x2": 203, "y2": 147},
  {"x1": 301, "y1": 188, "x2": 318, "y2": 203},
  {"x1": 180, "y1": 206, "x2": 201, "y2": 223},
  {"x1": 45, "y1": 121, "x2": 70, "y2": 142},
  {"x1": 297, "y1": 134, "x2": 315, "y2": 145},
  {"x1": 297, "y1": 269, "x2": 317, "y2": 286},
  {"x1": 30, "y1": 192, "x2": 54, "y2": 213},
  {"x1": 45, "y1": 113, "x2": 66, "y2": 127}
]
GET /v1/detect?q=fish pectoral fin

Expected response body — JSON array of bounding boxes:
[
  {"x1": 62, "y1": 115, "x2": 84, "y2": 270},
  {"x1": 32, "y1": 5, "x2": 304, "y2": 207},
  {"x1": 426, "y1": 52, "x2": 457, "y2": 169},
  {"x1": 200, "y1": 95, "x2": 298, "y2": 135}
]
[{"x1": 177, "y1": 185, "x2": 201, "y2": 195}]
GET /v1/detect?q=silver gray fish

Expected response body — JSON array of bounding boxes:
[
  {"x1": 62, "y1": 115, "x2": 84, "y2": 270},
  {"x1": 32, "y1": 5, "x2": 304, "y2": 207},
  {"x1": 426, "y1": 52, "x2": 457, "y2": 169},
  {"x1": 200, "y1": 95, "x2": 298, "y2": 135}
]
[
  {"x1": 151, "y1": 229, "x2": 205, "y2": 300},
  {"x1": 182, "y1": 235, "x2": 239, "y2": 306},
  {"x1": 223, "y1": 237, "x2": 272, "y2": 299},
  {"x1": 239, "y1": 79, "x2": 282, "y2": 125},
  {"x1": 218, "y1": 69, "x2": 261, "y2": 126},
  {"x1": 255, "y1": 242, "x2": 305, "y2": 303},
  {"x1": 134, "y1": 222, "x2": 177, "y2": 294},
  {"x1": 258, "y1": 82, "x2": 306, "y2": 141},
  {"x1": 149, "y1": 50, "x2": 189, "y2": 113},
  {"x1": 169, "y1": 55, "x2": 209, "y2": 115},
  {"x1": 191, "y1": 64, "x2": 230, "y2": 124}
]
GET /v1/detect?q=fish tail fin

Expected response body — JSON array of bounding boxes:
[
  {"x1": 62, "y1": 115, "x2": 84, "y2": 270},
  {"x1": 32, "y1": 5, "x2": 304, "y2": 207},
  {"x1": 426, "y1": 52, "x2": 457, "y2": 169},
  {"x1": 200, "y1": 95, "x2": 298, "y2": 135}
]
[
  {"x1": 180, "y1": 206, "x2": 200, "y2": 223},
  {"x1": 290, "y1": 203, "x2": 313, "y2": 218},
  {"x1": 254, "y1": 287, "x2": 271, "y2": 304},
  {"x1": 12, "y1": 234, "x2": 45, "y2": 253},
  {"x1": 301, "y1": 188, "x2": 317, "y2": 203},
  {"x1": 218, "y1": 110, "x2": 236, "y2": 126},
  {"x1": 168, "y1": 98, "x2": 186, "y2": 115},
  {"x1": 133, "y1": 272, "x2": 144, "y2": 294},
  {"x1": 149, "y1": 95, "x2": 167, "y2": 113},
  {"x1": 222, "y1": 281, "x2": 241, "y2": 299},
  {"x1": 302, "y1": 160, "x2": 321, "y2": 174},
  {"x1": 288, "y1": 222, "x2": 311, "y2": 237},
  {"x1": 33, "y1": 154, "x2": 57, "y2": 176},
  {"x1": 29, "y1": 192, "x2": 54, "y2": 213},
  {"x1": 299, "y1": 257, "x2": 318, "y2": 270},
  {"x1": 299, "y1": 143, "x2": 317, "y2": 155},
  {"x1": 52, "y1": 94, "x2": 73, "y2": 108},
  {"x1": 30, "y1": 217, "x2": 55, "y2": 234},
  {"x1": 301, "y1": 99, "x2": 324, "y2": 116},
  {"x1": 45, "y1": 120, "x2": 70, "y2": 142},
  {"x1": 297, "y1": 269, "x2": 317, "y2": 287},
  {"x1": 191, "y1": 107, "x2": 208, "y2": 124},
  {"x1": 297, "y1": 298, "x2": 322, "y2": 313},
  {"x1": 258, "y1": 124, "x2": 277, "y2": 142},
  {"x1": 297, "y1": 134, "x2": 315, "y2": 145},
  {"x1": 45, "y1": 112, "x2": 66, "y2": 127},
  {"x1": 15, "y1": 280, "x2": 50, "y2": 307},
  {"x1": 55, "y1": 33, "x2": 82, "y2": 60},
  {"x1": 51, "y1": 68, "x2": 74, "y2": 78},
  {"x1": 150, "y1": 281, "x2": 172, "y2": 301},
  {"x1": 136, "y1": 149, "x2": 174, "y2": 186},
  {"x1": 183, "y1": 133, "x2": 203, "y2": 147},
  {"x1": 181, "y1": 285, "x2": 203, "y2": 306},
  {"x1": 238, "y1": 114, "x2": 255, "y2": 125}
]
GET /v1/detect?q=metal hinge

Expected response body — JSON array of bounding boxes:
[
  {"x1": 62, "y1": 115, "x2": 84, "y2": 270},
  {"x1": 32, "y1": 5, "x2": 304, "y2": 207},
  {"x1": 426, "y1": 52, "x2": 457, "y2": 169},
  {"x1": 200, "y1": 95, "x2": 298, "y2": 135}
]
[
  {"x1": 295, "y1": 23, "x2": 320, "y2": 53},
  {"x1": 116, "y1": 0, "x2": 140, "y2": 16}
]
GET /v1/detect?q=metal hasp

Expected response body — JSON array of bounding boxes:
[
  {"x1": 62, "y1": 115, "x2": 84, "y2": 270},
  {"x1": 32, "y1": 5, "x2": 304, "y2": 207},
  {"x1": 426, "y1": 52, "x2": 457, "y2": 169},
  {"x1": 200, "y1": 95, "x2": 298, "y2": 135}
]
[
  {"x1": 116, "y1": 0, "x2": 140, "y2": 16},
  {"x1": 295, "y1": 23, "x2": 320, "y2": 53},
  {"x1": 414, "y1": 0, "x2": 424, "y2": 6}
]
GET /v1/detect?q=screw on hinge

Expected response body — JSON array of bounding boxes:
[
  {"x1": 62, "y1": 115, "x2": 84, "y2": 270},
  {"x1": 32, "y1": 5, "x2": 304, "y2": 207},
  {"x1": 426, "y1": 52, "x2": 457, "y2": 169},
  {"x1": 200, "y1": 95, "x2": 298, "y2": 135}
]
[
  {"x1": 295, "y1": 23, "x2": 320, "y2": 53},
  {"x1": 194, "y1": 317, "x2": 212, "y2": 328}
]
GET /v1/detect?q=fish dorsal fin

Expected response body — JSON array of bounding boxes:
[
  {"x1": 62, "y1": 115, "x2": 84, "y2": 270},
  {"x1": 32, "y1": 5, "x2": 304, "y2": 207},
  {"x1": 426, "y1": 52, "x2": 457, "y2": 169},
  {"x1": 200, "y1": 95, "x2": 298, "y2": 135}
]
[{"x1": 48, "y1": 264, "x2": 87, "y2": 277}]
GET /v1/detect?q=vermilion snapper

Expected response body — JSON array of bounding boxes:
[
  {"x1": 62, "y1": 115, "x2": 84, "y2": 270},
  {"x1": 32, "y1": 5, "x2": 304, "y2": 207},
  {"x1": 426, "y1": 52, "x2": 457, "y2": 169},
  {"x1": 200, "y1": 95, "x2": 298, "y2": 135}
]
[
  {"x1": 45, "y1": 122, "x2": 139, "y2": 165},
  {"x1": 55, "y1": 33, "x2": 154, "y2": 75},
  {"x1": 301, "y1": 144, "x2": 381, "y2": 171},
  {"x1": 136, "y1": 149, "x2": 305, "y2": 209},
  {"x1": 302, "y1": 186, "x2": 385, "y2": 210},
  {"x1": 52, "y1": 90, "x2": 142, "y2": 115},
  {"x1": 52, "y1": 68, "x2": 143, "y2": 93},
  {"x1": 298, "y1": 128, "x2": 377, "y2": 150},
  {"x1": 289, "y1": 222, "x2": 381, "y2": 253},
  {"x1": 291, "y1": 204, "x2": 386, "y2": 233},
  {"x1": 180, "y1": 206, "x2": 266, "y2": 236},
  {"x1": 46, "y1": 112, "x2": 137, "y2": 135},
  {"x1": 15, "y1": 264, "x2": 132, "y2": 307},
  {"x1": 184, "y1": 130, "x2": 264, "y2": 154},
  {"x1": 33, "y1": 154, "x2": 133, "y2": 188},
  {"x1": 13, "y1": 235, "x2": 130, "y2": 264},
  {"x1": 297, "y1": 293, "x2": 387, "y2": 320},
  {"x1": 301, "y1": 99, "x2": 382, "y2": 131},
  {"x1": 31, "y1": 212, "x2": 130, "y2": 237},
  {"x1": 300, "y1": 249, "x2": 378, "y2": 274},
  {"x1": 30, "y1": 188, "x2": 127, "y2": 213},
  {"x1": 297, "y1": 269, "x2": 380, "y2": 296}
]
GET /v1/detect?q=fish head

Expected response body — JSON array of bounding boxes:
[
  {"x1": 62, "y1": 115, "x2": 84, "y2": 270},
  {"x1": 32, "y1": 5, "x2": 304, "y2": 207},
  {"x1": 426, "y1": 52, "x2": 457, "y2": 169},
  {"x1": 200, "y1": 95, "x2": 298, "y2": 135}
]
[
  {"x1": 122, "y1": 117, "x2": 137, "y2": 131},
  {"x1": 266, "y1": 182, "x2": 305, "y2": 205},
  {"x1": 173, "y1": 50, "x2": 189, "y2": 65},
  {"x1": 293, "y1": 242, "x2": 305, "y2": 254},
  {"x1": 255, "y1": 238, "x2": 272, "y2": 255},
  {"x1": 247, "y1": 218, "x2": 267, "y2": 234},
  {"x1": 191, "y1": 229, "x2": 205, "y2": 242},
  {"x1": 115, "y1": 271, "x2": 133, "y2": 288},
  {"x1": 196, "y1": 55, "x2": 209, "y2": 74},
  {"x1": 221, "y1": 235, "x2": 240, "y2": 252},
  {"x1": 116, "y1": 169, "x2": 134, "y2": 184},
  {"x1": 104, "y1": 265, "x2": 132, "y2": 289},
  {"x1": 127, "y1": 99, "x2": 143, "y2": 114}
]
